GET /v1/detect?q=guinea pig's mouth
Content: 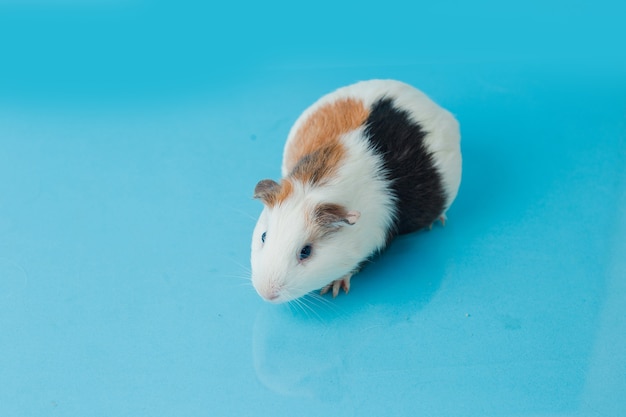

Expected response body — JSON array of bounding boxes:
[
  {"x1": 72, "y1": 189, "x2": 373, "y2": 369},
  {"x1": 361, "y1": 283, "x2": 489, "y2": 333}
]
[
  {"x1": 258, "y1": 287, "x2": 307, "y2": 304},
  {"x1": 252, "y1": 275, "x2": 311, "y2": 303}
]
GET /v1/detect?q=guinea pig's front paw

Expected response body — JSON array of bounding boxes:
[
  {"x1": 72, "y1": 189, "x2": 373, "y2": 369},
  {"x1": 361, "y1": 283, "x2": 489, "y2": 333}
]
[{"x1": 320, "y1": 273, "x2": 352, "y2": 298}]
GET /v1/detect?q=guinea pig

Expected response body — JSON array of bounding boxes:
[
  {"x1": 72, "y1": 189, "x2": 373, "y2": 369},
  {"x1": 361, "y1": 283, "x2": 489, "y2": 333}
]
[{"x1": 251, "y1": 79, "x2": 461, "y2": 303}]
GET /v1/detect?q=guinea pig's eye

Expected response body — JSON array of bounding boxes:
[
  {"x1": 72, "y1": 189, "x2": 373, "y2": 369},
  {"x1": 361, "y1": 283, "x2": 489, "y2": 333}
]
[
  {"x1": 261, "y1": 232, "x2": 267, "y2": 243},
  {"x1": 299, "y1": 244, "x2": 312, "y2": 261}
]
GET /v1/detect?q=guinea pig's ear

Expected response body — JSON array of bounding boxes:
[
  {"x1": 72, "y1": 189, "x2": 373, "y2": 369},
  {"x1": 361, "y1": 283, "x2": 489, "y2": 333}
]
[
  {"x1": 314, "y1": 203, "x2": 361, "y2": 229},
  {"x1": 253, "y1": 179, "x2": 280, "y2": 206}
]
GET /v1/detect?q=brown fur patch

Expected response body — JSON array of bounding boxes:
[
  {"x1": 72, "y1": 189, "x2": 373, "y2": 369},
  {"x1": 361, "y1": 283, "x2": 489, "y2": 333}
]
[
  {"x1": 285, "y1": 98, "x2": 369, "y2": 184},
  {"x1": 275, "y1": 179, "x2": 293, "y2": 205}
]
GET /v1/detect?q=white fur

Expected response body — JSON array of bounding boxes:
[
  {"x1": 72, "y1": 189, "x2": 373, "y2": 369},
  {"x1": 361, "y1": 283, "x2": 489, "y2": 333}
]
[{"x1": 253, "y1": 80, "x2": 461, "y2": 303}]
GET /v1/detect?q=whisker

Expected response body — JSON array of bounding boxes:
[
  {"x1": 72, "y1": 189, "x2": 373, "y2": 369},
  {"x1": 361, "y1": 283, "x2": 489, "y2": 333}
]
[
  {"x1": 222, "y1": 273, "x2": 251, "y2": 280},
  {"x1": 293, "y1": 296, "x2": 324, "y2": 322},
  {"x1": 227, "y1": 258, "x2": 252, "y2": 274},
  {"x1": 222, "y1": 204, "x2": 259, "y2": 224},
  {"x1": 288, "y1": 297, "x2": 308, "y2": 317},
  {"x1": 305, "y1": 292, "x2": 340, "y2": 315},
  {"x1": 304, "y1": 292, "x2": 342, "y2": 317},
  {"x1": 286, "y1": 289, "x2": 311, "y2": 317}
]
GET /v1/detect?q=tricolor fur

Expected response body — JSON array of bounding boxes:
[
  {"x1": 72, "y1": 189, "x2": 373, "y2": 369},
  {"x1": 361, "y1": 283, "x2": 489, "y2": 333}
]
[{"x1": 251, "y1": 80, "x2": 462, "y2": 303}]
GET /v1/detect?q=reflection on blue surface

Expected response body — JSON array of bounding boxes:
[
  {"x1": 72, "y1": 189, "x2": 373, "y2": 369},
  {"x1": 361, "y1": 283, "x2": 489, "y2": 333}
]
[{"x1": 1, "y1": 1, "x2": 625, "y2": 416}]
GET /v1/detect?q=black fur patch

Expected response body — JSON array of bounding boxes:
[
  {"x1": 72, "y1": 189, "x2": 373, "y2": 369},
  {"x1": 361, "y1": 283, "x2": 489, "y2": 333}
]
[{"x1": 364, "y1": 98, "x2": 446, "y2": 238}]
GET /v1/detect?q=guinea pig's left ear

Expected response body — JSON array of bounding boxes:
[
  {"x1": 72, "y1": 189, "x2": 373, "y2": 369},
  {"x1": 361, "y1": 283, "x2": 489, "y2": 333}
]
[
  {"x1": 314, "y1": 203, "x2": 361, "y2": 228},
  {"x1": 253, "y1": 179, "x2": 280, "y2": 205}
]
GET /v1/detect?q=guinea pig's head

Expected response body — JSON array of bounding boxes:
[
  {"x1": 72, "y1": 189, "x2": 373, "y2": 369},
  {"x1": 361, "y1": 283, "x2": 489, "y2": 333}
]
[{"x1": 250, "y1": 178, "x2": 360, "y2": 303}]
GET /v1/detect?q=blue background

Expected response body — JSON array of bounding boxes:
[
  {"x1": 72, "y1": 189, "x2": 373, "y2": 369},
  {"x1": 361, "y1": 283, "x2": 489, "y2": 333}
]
[{"x1": 1, "y1": 1, "x2": 625, "y2": 416}]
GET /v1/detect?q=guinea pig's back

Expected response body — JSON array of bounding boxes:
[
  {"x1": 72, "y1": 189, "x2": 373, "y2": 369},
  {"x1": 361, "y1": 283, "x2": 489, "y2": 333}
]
[
  {"x1": 368, "y1": 80, "x2": 462, "y2": 213},
  {"x1": 281, "y1": 79, "x2": 461, "y2": 235}
]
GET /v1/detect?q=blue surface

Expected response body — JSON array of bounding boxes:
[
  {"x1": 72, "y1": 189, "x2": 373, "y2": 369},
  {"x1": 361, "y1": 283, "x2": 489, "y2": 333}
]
[{"x1": 1, "y1": 1, "x2": 625, "y2": 416}]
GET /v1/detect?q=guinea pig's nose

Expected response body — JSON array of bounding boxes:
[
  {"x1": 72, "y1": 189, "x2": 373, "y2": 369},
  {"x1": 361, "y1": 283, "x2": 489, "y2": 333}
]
[{"x1": 258, "y1": 285, "x2": 281, "y2": 302}]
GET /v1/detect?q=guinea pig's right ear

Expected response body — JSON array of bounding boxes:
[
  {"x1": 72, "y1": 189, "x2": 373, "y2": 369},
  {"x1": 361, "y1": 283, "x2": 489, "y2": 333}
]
[
  {"x1": 253, "y1": 179, "x2": 280, "y2": 206},
  {"x1": 314, "y1": 203, "x2": 361, "y2": 228}
]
